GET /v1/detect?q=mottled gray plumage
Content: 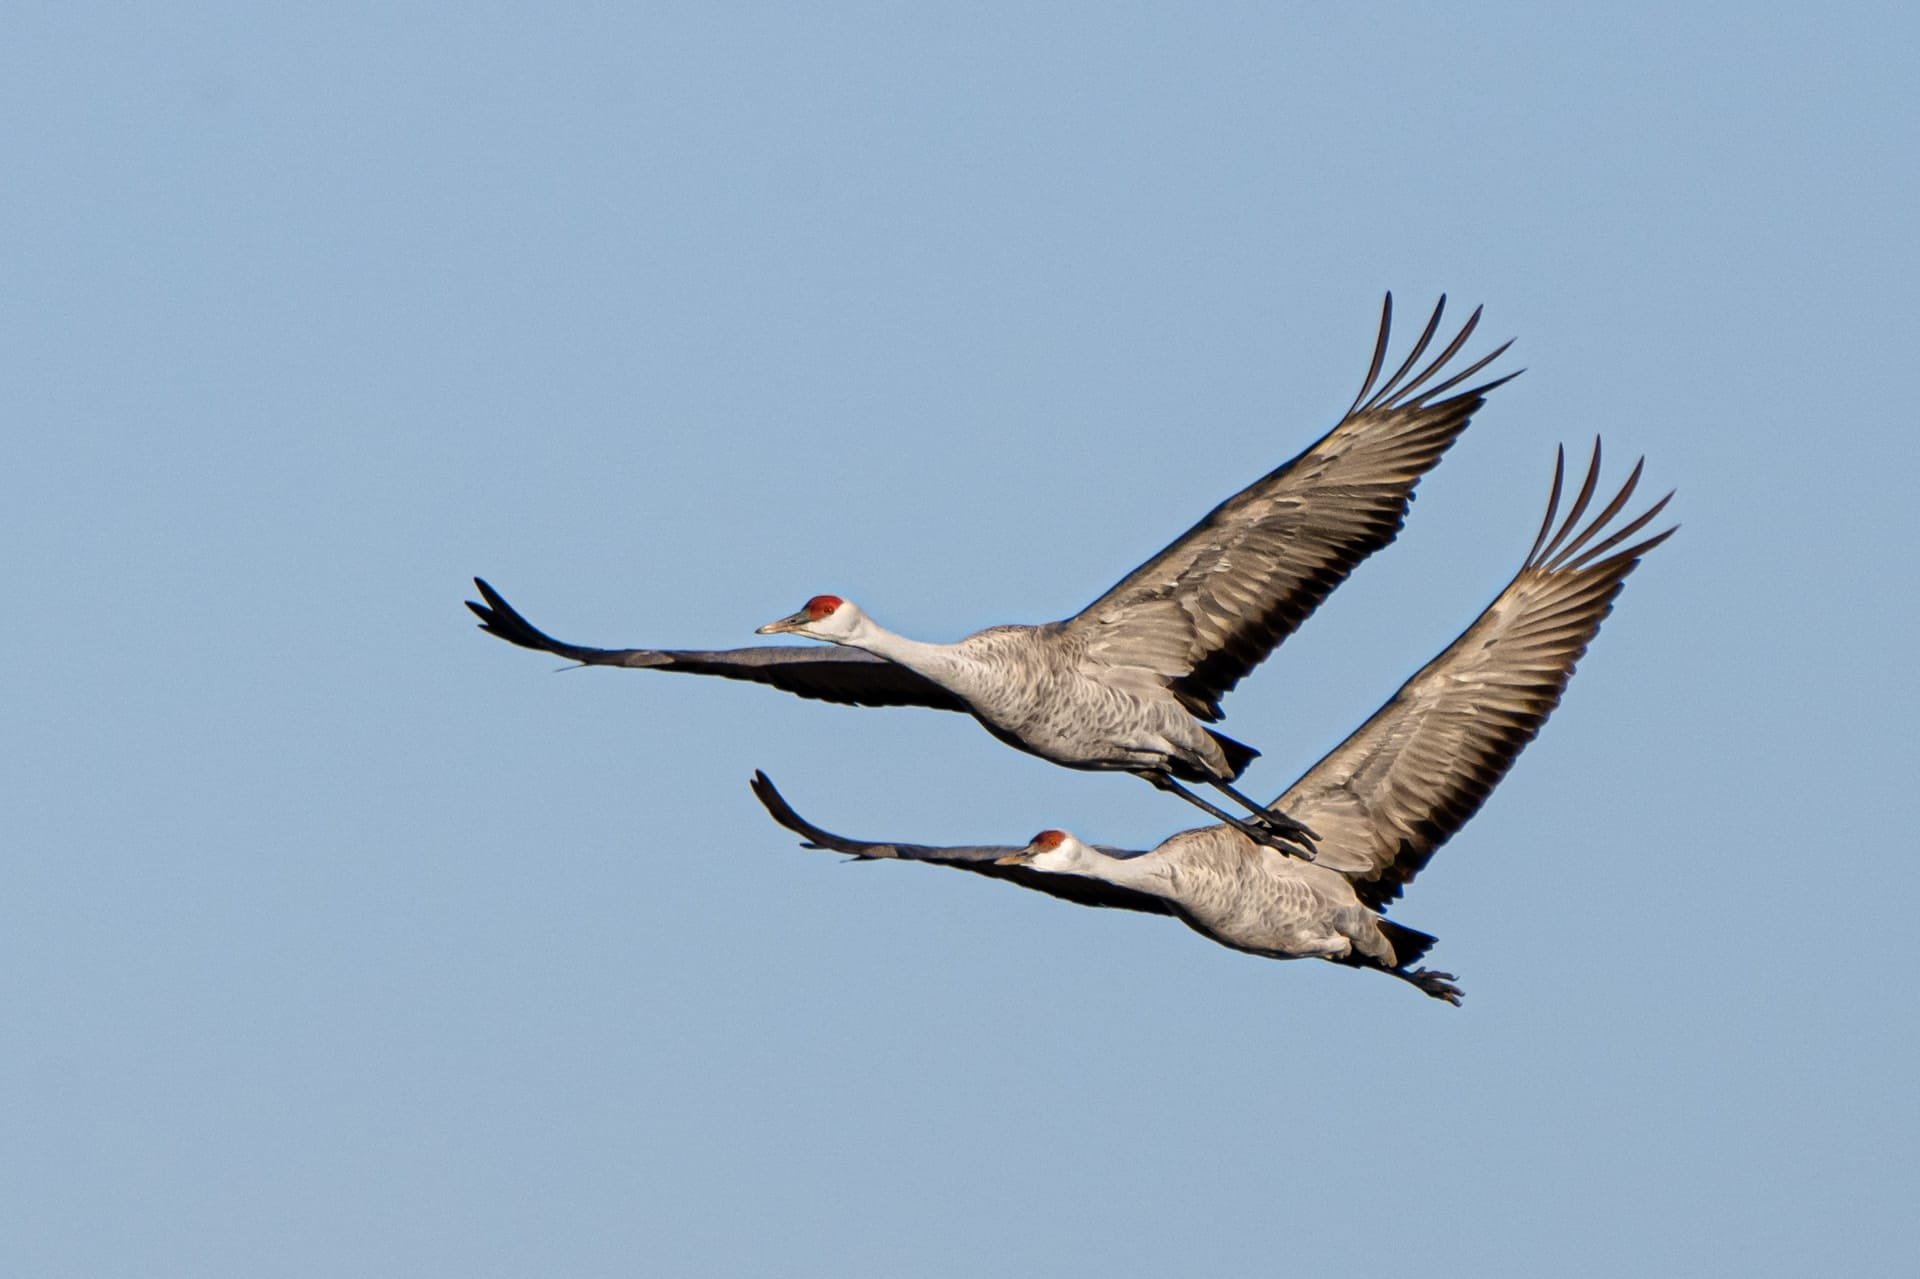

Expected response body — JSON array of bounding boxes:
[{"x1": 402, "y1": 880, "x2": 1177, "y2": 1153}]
[
  {"x1": 752, "y1": 443, "x2": 1674, "y2": 1004},
  {"x1": 471, "y1": 296, "x2": 1516, "y2": 846}
]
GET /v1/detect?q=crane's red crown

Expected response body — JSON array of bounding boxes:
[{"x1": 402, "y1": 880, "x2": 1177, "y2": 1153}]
[
  {"x1": 805, "y1": 595, "x2": 844, "y2": 620},
  {"x1": 1031, "y1": 829, "x2": 1068, "y2": 851}
]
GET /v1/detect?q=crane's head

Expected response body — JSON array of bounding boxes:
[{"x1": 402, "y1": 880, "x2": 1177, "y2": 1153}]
[
  {"x1": 996, "y1": 828, "x2": 1097, "y2": 872},
  {"x1": 757, "y1": 594, "x2": 867, "y2": 642}
]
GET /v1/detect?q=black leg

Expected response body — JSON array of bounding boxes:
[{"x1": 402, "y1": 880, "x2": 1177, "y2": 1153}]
[
  {"x1": 1137, "y1": 772, "x2": 1316, "y2": 860},
  {"x1": 1208, "y1": 779, "x2": 1321, "y2": 844}
]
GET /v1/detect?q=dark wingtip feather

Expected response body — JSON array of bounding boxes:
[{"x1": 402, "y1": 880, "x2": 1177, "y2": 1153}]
[
  {"x1": 465, "y1": 578, "x2": 559, "y2": 650},
  {"x1": 1528, "y1": 439, "x2": 1609, "y2": 570},
  {"x1": 1545, "y1": 453, "x2": 1643, "y2": 572},
  {"x1": 1558, "y1": 485, "x2": 1671, "y2": 572},
  {"x1": 750, "y1": 769, "x2": 803, "y2": 834},
  {"x1": 1345, "y1": 292, "x2": 1396, "y2": 417},
  {"x1": 1555, "y1": 438, "x2": 1606, "y2": 545},
  {"x1": 1372, "y1": 299, "x2": 1476, "y2": 411},
  {"x1": 1526, "y1": 445, "x2": 1680, "y2": 577},
  {"x1": 1362, "y1": 295, "x2": 1449, "y2": 413},
  {"x1": 750, "y1": 771, "x2": 878, "y2": 858},
  {"x1": 1347, "y1": 296, "x2": 1516, "y2": 416},
  {"x1": 467, "y1": 577, "x2": 520, "y2": 633},
  {"x1": 1525, "y1": 445, "x2": 1569, "y2": 563},
  {"x1": 473, "y1": 577, "x2": 510, "y2": 611},
  {"x1": 1588, "y1": 520, "x2": 1679, "y2": 576},
  {"x1": 1413, "y1": 348, "x2": 1521, "y2": 407}
]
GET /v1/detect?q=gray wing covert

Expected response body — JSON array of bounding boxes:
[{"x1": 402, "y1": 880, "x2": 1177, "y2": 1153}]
[
  {"x1": 1271, "y1": 443, "x2": 1674, "y2": 909},
  {"x1": 1062, "y1": 295, "x2": 1518, "y2": 720}
]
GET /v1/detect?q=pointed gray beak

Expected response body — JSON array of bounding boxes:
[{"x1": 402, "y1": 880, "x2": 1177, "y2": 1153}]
[
  {"x1": 995, "y1": 848, "x2": 1037, "y2": 866},
  {"x1": 756, "y1": 610, "x2": 812, "y2": 636}
]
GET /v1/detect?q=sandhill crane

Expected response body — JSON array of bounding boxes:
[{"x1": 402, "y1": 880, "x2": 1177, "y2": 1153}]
[
  {"x1": 470, "y1": 295, "x2": 1515, "y2": 853},
  {"x1": 750, "y1": 443, "x2": 1673, "y2": 1003}
]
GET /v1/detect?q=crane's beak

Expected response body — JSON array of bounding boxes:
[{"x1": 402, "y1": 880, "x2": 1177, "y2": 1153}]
[
  {"x1": 756, "y1": 610, "x2": 811, "y2": 636},
  {"x1": 995, "y1": 848, "x2": 1037, "y2": 866}
]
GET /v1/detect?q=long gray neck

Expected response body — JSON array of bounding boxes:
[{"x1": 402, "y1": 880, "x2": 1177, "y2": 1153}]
[
  {"x1": 1073, "y1": 848, "x2": 1178, "y2": 900},
  {"x1": 843, "y1": 617, "x2": 979, "y2": 692}
]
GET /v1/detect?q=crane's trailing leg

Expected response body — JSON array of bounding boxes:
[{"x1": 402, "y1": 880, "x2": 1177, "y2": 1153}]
[
  {"x1": 1138, "y1": 771, "x2": 1316, "y2": 860},
  {"x1": 1207, "y1": 778, "x2": 1320, "y2": 847}
]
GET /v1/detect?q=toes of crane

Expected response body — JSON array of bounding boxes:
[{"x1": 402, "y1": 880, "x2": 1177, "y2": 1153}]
[
  {"x1": 1410, "y1": 969, "x2": 1464, "y2": 1005},
  {"x1": 1252, "y1": 827, "x2": 1316, "y2": 861},
  {"x1": 1261, "y1": 811, "x2": 1320, "y2": 843}
]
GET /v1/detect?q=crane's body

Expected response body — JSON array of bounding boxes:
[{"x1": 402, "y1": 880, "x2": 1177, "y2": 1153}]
[
  {"x1": 758, "y1": 611, "x2": 1254, "y2": 782},
  {"x1": 1035, "y1": 825, "x2": 1407, "y2": 965}
]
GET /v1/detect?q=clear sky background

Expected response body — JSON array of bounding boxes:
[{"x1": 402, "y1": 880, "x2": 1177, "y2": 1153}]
[{"x1": 4, "y1": 4, "x2": 1915, "y2": 1275}]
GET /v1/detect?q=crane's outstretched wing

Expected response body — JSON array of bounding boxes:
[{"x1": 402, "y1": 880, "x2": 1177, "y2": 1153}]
[
  {"x1": 749, "y1": 772, "x2": 1173, "y2": 916},
  {"x1": 1063, "y1": 295, "x2": 1518, "y2": 721},
  {"x1": 467, "y1": 579, "x2": 967, "y2": 711},
  {"x1": 1273, "y1": 442, "x2": 1674, "y2": 909}
]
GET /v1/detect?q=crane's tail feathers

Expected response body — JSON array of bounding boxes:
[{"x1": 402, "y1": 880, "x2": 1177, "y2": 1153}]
[
  {"x1": 1372, "y1": 921, "x2": 1462, "y2": 1004},
  {"x1": 1208, "y1": 730, "x2": 1261, "y2": 781},
  {"x1": 1376, "y1": 917, "x2": 1438, "y2": 968}
]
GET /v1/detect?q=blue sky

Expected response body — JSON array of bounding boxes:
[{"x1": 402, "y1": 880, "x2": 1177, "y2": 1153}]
[{"x1": 4, "y1": 4, "x2": 1915, "y2": 1275}]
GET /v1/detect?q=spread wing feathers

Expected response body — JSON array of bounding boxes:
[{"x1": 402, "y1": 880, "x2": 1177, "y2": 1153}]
[
  {"x1": 749, "y1": 772, "x2": 1174, "y2": 917},
  {"x1": 1063, "y1": 294, "x2": 1519, "y2": 721},
  {"x1": 467, "y1": 579, "x2": 967, "y2": 712},
  {"x1": 1273, "y1": 441, "x2": 1674, "y2": 910}
]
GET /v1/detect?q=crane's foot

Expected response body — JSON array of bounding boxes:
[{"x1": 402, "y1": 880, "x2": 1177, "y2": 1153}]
[
  {"x1": 1240, "y1": 818, "x2": 1317, "y2": 861},
  {"x1": 1140, "y1": 770, "x2": 1316, "y2": 859},
  {"x1": 1205, "y1": 779, "x2": 1321, "y2": 848},
  {"x1": 1252, "y1": 806, "x2": 1319, "y2": 846},
  {"x1": 1402, "y1": 968, "x2": 1463, "y2": 1005}
]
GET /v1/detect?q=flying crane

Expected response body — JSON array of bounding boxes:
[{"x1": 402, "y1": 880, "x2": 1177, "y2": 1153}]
[{"x1": 471, "y1": 295, "x2": 1516, "y2": 851}]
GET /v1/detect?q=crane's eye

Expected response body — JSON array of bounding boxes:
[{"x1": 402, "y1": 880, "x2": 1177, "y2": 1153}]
[{"x1": 805, "y1": 595, "x2": 843, "y2": 620}]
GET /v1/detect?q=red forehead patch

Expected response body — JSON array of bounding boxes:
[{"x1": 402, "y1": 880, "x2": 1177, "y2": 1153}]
[
  {"x1": 805, "y1": 595, "x2": 844, "y2": 620},
  {"x1": 1033, "y1": 829, "x2": 1067, "y2": 850}
]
